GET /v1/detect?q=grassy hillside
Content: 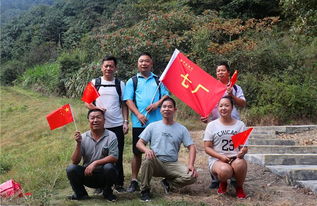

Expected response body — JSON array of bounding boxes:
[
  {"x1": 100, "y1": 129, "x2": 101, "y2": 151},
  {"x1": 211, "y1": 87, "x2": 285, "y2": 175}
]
[{"x1": 0, "y1": 86, "x2": 202, "y2": 205}]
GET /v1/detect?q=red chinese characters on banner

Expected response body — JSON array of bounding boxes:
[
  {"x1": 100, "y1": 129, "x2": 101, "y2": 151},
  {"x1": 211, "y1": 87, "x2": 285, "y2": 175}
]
[
  {"x1": 160, "y1": 49, "x2": 226, "y2": 117},
  {"x1": 46, "y1": 104, "x2": 74, "y2": 130}
]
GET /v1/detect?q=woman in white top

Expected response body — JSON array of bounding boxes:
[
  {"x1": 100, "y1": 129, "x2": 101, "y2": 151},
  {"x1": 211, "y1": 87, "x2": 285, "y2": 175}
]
[{"x1": 203, "y1": 96, "x2": 248, "y2": 199}]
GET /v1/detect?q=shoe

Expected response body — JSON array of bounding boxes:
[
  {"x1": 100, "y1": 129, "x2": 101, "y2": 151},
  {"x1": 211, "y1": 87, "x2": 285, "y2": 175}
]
[
  {"x1": 217, "y1": 182, "x2": 227, "y2": 194},
  {"x1": 209, "y1": 180, "x2": 219, "y2": 189},
  {"x1": 67, "y1": 194, "x2": 90, "y2": 200},
  {"x1": 236, "y1": 186, "x2": 246, "y2": 199},
  {"x1": 160, "y1": 178, "x2": 170, "y2": 194},
  {"x1": 127, "y1": 180, "x2": 140, "y2": 193},
  {"x1": 114, "y1": 185, "x2": 126, "y2": 193},
  {"x1": 140, "y1": 190, "x2": 151, "y2": 202},
  {"x1": 103, "y1": 186, "x2": 117, "y2": 202},
  {"x1": 93, "y1": 188, "x2": 103, "y2": 194}
]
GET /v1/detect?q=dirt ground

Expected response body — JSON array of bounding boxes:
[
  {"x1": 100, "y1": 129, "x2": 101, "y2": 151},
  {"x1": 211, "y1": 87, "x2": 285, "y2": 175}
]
[{"x1": 166, "y1": 129, "x2": 317, "y2": 206}]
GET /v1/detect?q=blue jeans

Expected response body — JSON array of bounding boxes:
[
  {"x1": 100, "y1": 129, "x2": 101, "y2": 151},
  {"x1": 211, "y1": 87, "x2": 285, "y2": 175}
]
[{"x1": 66, "y1": 163, "x2": 118, "y2": 197}]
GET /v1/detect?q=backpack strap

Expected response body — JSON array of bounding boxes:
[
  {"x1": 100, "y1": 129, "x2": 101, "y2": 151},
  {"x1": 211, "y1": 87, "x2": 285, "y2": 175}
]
[
  {"x1": 132, "y1": 75, "x2": 161, "y2": 106},
  {"x1": 114, "y1": 78, "x2": 122, "y2": 107},
  {"x1": 132, "y1": 75, "x2": 138, "y2": 104},
  {"x1": 93, "y1": 77, "x2": 122, "y2": 107},
  {"x1": 233, "y1": 85, "x2": 237, "y2": 93}
]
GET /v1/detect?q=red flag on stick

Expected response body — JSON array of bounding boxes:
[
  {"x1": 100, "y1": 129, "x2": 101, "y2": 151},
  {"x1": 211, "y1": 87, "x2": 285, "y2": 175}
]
[
  {"x1": 160, "y1": 49, "x2": 226, "y2": 117},
  {"x1": 46, "y1": 104, "x2": 74, "y2": 130},
  {"x1": 231, "y1": 128, "x2": 253, "y2": 149},
  {"x1": 229, "y1": 70, "x2": 238, "y2": 88},
  {"x1": 81, "y1": 82, "x2": 100, "y2": 104}
]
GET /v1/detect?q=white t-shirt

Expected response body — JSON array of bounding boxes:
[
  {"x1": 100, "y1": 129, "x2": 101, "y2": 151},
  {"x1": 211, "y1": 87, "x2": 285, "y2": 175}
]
[
  {"x1": 203, "y1": 119, "x2": 246, "y2": 169},
  {"x1": 211, "y1": 84, "x2": 245, "y2": 120},
  {"x1": 92, "y1": 77, "x2": 125, "y2": 128}
]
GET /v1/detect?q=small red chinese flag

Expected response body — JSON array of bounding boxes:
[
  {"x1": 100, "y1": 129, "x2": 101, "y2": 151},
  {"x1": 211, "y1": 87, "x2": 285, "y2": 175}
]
[
  {"x1": 46, "y1": 104, "x2": 74, "y2": 130},
  {"x1": 231, "y1": 128, "x2": 253, "y2": 149},
  {"x1": 229, "y1": 70, "x2": 238, "y2": 88},
  {"x1": 81, "y1": 82, "x2": 100, "y2": 104},
  {"x1": 160, "y1": 49, "x2": 226, "y2": 117}
]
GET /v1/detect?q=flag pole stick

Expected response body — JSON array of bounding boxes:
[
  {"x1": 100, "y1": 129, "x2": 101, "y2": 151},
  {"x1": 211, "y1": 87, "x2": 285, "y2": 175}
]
[
  {"x1": 144, "y1": 82, "x2": 161, "y2": 118},
  {"x1": 70, "y1": 104, "x2": 79, "y2": 131}
]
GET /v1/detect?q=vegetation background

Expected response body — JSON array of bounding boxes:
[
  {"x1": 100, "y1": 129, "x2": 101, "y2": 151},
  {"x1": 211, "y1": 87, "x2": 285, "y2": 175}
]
[{"x1": 0, "y1": 0, "x2": 316, "y2": 205}]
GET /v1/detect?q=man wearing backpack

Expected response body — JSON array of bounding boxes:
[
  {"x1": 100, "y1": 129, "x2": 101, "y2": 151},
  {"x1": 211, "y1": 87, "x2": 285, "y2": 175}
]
[
  {"x1": 85, "y1": 56, "x2": 128, "y2": 192},
  {"x1": 123, "y1": 52, "x2": 169, "y2": 193},
  {"x1": 200, "y1": 61, "x2": 246, "y2": 189}
]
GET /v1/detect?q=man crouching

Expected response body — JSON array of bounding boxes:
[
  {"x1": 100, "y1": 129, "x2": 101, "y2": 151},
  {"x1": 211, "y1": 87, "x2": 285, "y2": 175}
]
[
  {"x1": 66, "y1": 109, "x2": 118, "y2": 201},
  {"x1": 136, "y1": 97, "x2": 198, "y2": 202}
]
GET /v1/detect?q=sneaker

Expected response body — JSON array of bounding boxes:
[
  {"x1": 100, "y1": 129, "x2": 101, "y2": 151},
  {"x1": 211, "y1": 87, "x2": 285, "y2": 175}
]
[
  {"x1": 217, "y1": 182, "x2": 227, "y2": 195},
  {"x1": 93, "y1": 188, "x2": 103, "y2": 195},
  {"x1": 209, "y1": 180, "x2": 219, "y2": 189},
  {"x1": 236, "y1": 186, "x2": 246, "y2": 199},
  {"x1": 67, "y1": 194, "x2": 90, "y2": 200},
  {"x1": 103, "y1": 186, "x2": 117, "y2": 202},
  {"x1": 160, "y1": 178, "x2": 170, "y2": 194},
  {"x1": 140, "y1": 190, "x2": 151, "y2": 202},
  {"x1": 127, "y1": 180, "x2": 140, "y2": 193},
  {"x1": 114, "y1": 185, "x2": 126, "y2": 193}
]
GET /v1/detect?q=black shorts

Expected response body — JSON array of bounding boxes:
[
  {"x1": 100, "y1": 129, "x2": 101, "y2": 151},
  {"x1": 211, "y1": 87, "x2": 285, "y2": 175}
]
[{"x1": 132, "y1": 127, "x2": 145, "y2": 155}]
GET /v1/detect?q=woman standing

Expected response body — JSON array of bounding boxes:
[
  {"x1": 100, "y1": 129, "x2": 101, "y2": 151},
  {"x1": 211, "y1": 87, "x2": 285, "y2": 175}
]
[{"x1": 203, "y1": 96, "x2": 248, "y2": 199}]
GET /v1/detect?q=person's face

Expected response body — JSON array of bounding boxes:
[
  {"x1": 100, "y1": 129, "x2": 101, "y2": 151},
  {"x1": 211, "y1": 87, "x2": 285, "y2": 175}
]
[
  {"x1": 88, "y1": 111, "x2": 105, "y2": 130},
  {"x1": 137, "y1": 55, "x2": 153, "y2": 74},
  {"x1": 218, "y1": 98, "x2": 233, "y2": 118},
  {"x1": 216, "y1": 65, "x2": 230, "y2": 83},
  {"x1": 101, "y1": 60, "x2": 117, "y2": 78},
  {"x1": 160, "y1": 100, "x2": 176, "y2": 119}
]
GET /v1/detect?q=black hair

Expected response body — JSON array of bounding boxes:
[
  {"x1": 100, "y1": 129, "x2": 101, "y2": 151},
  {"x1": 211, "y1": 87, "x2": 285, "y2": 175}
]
[
  {"x1": 87, "y1": 109, "x2": 105, "y2": 119},
  {"x1": 139, "y1": 52, "x2": 152, "y2": 59},
  {"x1": 216, "y1": 61, "x2": 231, "y2": 74},
  {"x1": 101, "y1": 56, "x2": 117, "y2": 66},
  {"x1": 220, "y1": 96, "x2": 234, "y2": 108},
  {"x1": 162, "y1": 97, "x2": 176, "y2": 108}
]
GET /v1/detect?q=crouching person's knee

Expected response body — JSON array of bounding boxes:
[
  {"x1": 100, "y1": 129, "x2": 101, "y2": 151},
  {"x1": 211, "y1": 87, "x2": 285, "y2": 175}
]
[{"x1": 102, "y1": 163, "x2": 118, "y2": 178}]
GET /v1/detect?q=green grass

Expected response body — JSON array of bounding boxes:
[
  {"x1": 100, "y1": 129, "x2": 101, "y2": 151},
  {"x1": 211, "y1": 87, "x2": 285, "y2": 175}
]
[{"x1": 0, "y1": 86, "x2": 205, "y2": 205}]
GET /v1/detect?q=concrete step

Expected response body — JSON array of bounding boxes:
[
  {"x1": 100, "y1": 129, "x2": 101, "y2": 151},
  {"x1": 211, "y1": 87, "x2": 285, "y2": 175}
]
[
  {"x1": 250, "y1": 134, "x2": 277, "y2": 139},
  {"x1": 297, "y1": 180, "x2": 317, "y2": 193},
  {"x1": 267, "y1": 165, "x2": 317, "y2": 180},
  {"x1": 248, "y1": 145, "x2": 317, "y2": 154},
  {"x1": 248, "y1": 138, "x2": 295, "y2": 145},
  {"x1": 250, "y1": 125, "x2": 317, "y2": 134},
  {"x1": 245, "y1": 154, "x2": 317, "y2": 165}
]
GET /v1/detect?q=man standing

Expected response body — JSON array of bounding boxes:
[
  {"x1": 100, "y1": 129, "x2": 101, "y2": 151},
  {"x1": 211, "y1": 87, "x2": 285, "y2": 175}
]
[
  {"x1": 85, "y1": 56, "x2": 128, "y2": 192},
  {"x1": 66, "y1": 109, "x2": 119, "y2": 201},
  {"x1": 123, "y1": 53, "x2": 169, "y2": 192},
  {"x1": 201, "y1": 61, "x2": 246, "y2": 189},
  {"x1": 136, "y1": 97, "x2": 198, "y2": 201}
]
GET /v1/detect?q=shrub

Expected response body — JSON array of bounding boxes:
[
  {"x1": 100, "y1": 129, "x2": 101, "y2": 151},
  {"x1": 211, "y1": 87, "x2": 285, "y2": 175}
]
[
  {"x1": 0, "y1": 60, "x2": 26, "y2": 85},
  {"x1": 17, "y1": 63, "x2": 60, "y2": 95}
]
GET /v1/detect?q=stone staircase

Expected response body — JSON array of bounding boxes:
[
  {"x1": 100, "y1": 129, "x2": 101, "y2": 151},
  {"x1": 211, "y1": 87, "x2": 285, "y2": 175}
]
[{"x1": 245, "y1": 125, "x2": 317, "y2": 193}]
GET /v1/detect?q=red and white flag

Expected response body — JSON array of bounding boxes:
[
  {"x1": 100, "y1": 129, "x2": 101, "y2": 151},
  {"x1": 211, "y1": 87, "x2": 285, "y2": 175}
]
[
  {"x1": 81, "y1": 82, "x2": 100, "y2": 104},
  {"x1": 160, "y1": 49, "x2": 226, "y2": 117},
  {"x1": 46, "y1": 104, "x2": 74, "y2": 130},
  {"x1": 231, "y1": 128, "x2": 253, "y2": 149}
]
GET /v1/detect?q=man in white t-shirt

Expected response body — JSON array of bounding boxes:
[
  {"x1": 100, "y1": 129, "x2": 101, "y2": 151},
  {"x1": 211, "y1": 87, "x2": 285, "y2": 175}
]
[{"x1": 85, "y1": 56, "x2": 128, "y2": 192}]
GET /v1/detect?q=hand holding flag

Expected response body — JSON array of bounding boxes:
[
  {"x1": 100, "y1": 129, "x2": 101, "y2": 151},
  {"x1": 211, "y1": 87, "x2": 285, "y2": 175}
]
[
  {"x1": 231, "y1": 128, "x2": 253, "y2": 149},
  {"x1": 46, "y1": 104, "x2": 74, "y2": 130},
  {"x1": 81, "y1": 82, "x2": 100, "y2": 104}
]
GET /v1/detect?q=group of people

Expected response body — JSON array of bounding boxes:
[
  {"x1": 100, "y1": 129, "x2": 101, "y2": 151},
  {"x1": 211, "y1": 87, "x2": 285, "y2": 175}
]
[{"x1": 65, "y1": 53, "x2": 248, "y2": 202}]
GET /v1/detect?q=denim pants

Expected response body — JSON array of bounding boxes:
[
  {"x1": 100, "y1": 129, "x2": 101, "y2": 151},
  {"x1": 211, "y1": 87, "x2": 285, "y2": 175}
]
[{"x1": 66, "y1": 163, "x2": 118, "y2": 197}]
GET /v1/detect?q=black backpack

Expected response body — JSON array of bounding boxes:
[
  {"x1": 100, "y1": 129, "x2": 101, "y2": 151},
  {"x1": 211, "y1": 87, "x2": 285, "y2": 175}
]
[
  {"x1": 93, "y1": 77, "x2": 122, "y2": 106},
  {"x1": 131, "y1": 75, "x2": 161, "y2": 105}
]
